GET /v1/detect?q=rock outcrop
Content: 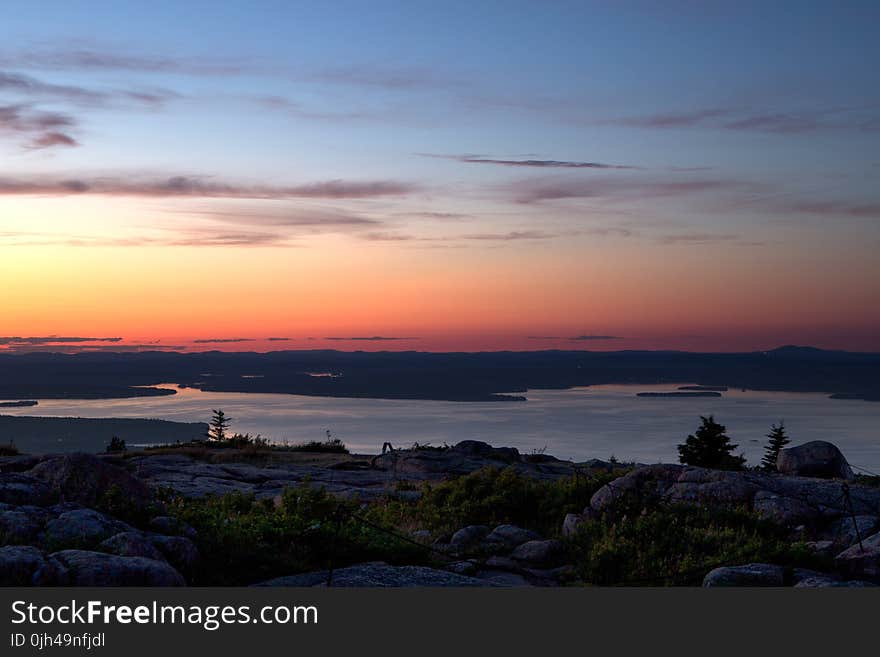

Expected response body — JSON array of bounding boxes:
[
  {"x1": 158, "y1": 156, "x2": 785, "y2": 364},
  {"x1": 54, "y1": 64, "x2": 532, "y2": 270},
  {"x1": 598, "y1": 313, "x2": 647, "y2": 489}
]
[
  {"x1": 834, "y1": 531, "x2": 880, "y2": 582},
  {"x1": 29, "y1": 453, "x2": 154, "y2": 510},
  {"x1": 588, "y1": 463, "x2": 880, "y2": 525},
  {"x1": 254, "y1": 562, "x2": 492, "y2": 587},
  {"x1": 51, "y1": 550, "x2": 186, "y2": 586},
  {"x1": 703, "y1": 563, "x2": 786, "y2": 587},
  {"x1": 776, "y1": 441, "x2": 854, "y2": 480}
]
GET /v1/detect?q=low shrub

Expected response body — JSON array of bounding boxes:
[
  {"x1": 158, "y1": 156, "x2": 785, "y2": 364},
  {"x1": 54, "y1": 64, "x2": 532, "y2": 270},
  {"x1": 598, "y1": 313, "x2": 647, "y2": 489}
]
[{"x1": 567, "y1": 504, "x2": 824, "y2": 586}]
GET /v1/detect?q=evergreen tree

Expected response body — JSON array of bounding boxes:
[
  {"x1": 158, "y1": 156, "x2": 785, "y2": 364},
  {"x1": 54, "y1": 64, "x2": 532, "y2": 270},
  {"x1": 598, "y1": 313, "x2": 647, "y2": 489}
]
[
  {"x1": 677, "y1": 415, "x2": 746, "y2": 470},
  {"x1": 208, "y1": 409, "x2": 231, "y2": 441},
  {"x1": 760, "y1": 421, "x2": 790, "y2": 472}
]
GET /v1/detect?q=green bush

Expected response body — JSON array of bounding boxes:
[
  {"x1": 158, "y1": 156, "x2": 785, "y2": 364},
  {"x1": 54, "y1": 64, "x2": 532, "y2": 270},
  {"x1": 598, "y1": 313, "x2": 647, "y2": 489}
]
[
  {"x1": 158, "y1": 482, "x2": 423, "y2": 586},
  {"x1": 367, "y1": 465, "x2": 620, "y2": 537},
  {"x1": 567, "y1": 504, "x2": 823, "y2": 586},
  {"x1": 151, "y1": 464, "x2": 825, "y2": 587},
  {"x1": 285, "y1": 438, "x2": 349, "y2": 453}
]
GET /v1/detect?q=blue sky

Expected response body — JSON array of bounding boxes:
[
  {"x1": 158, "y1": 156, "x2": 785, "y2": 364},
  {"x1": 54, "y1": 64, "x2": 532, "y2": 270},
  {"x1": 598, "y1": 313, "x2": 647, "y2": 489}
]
[{"x1": 1, "y1": 1, "x2": 879, "y2": 351}]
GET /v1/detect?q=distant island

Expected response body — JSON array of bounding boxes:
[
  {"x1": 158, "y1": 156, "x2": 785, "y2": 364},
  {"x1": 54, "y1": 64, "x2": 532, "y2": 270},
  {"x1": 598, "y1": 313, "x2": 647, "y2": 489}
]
[
  {"x1": 0, "y1": 345, "x2": 877, "y2": 403},
  {"x1": 637, "y1": 391, "x2": 723, "y2": 398},
  {"x1": 0, "y1": 400, "x2": 38, "y2": 407},
  {"x1": 0, "y1": 416, "x2": 208, "y2": 454}
]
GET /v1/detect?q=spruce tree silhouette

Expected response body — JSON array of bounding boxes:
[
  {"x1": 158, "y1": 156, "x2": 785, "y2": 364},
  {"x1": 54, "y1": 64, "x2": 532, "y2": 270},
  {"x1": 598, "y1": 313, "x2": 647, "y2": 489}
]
[
  {"x1": 677, "y1": 415, "x2": 745, "y2": 470},
  {"x1": 760, "y1": 421, "x2": 790, "y2": 472},
  {"x1": 208, "y1": 409, "x2": 231, "y2": 441}
]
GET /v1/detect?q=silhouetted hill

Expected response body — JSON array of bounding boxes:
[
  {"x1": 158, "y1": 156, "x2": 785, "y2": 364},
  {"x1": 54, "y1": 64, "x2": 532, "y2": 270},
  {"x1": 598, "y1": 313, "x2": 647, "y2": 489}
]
[{"x1": 0, "y1": 347, "x2": 878, "y2": 402}]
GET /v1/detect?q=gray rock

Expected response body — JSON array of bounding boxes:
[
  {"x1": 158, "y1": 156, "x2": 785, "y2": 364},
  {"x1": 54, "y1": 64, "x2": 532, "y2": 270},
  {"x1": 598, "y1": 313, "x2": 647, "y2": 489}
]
[
  {"x1": 834, "y1": 530, "x2": 880, "y2": 582},
  {"x1": 51, "y1": 550, "x2": 185, "y2": 586},
  {"x1": 450, "y1": 525, "x2": 490, "y2": 548},
  {"x1": 562, "y1": 513, "x2": 586, "y2": 537},
  {"x1": 410, "y1": 530, "x2": 432, "y2": 542},
  {"x1": 0, "y1": 506, "x2": 50, "y2": 544},
  {"x1": 100, "y1": 531, "x2": 166, "y2": 561},
  {"x1": 473, "y1": 570, "x2": 533, "y2": 587},
  {"x1": 702, "y1": 563, "x2": 785, "y2": 587},
  {"x1": 44, "y1": 508, "x2": 134, "y2": 548},
  {"x1": 254, "y1": 562, "x2": 493, "y2": 587},
  {"x1": 791, "y1": 568, "x2": 836, "y2": 586},
  {"x1": 753, "y1": 491, "x2": 816, "y2": 526},
  {"x1": 777, "y1": 441, "x2": 854, "y2": 480},
  {"x1": 589, "y1": 464, "x2": 686, "y2": 513},
  {"x1": 446, "y1": 560, "x2": 479, "y2": 576},
  {"x1": 665, "y1": 468, "x2": 760, "y2": 507},
  {"x1": 29, "y1": 453, "x2": 154, "y2": 509},
  {"x1": 823, "y1": 515, "x2": 878, "y2": 549},
  {"x1": 484, "y1": 524, "x2": 541, "y2": 549},
  {"x1": 0, "y1": 545, "x2": 68, "y2": 586},
  {"x1": 0, "y1": 472, "x2": 53, "y2": 506},
  {"x1": 148, "y1": 516, "x2": 198, "y2": 540},
  {"x1": 804, "y1": 540, "x2": 837, "y2": 559},
  {"x1": 147, "y1": 534, "x2": 199, "y2": 574},
  {"x1": 796, "y1": 577, "x2": 877, "y2": 588},
  {"x1": 590, "y1": 464, "x2": 880, "y2": 523},
  {"x1": 368, "y1": 440, "x2": 577, "y2": 481},
  {"x1": 510, "y1": 539, "x2": 566, "y2": 568}
]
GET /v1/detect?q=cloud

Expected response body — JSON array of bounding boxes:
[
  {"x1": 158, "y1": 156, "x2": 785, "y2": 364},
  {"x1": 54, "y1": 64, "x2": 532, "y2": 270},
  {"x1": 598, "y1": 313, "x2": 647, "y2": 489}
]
[
  {"x1": 0, "y1": 49, "x2": 244, "y2": 76},
  {"x1": 0, "y1": 71, "x2": 178, "y2": 109},
  {"x1": 785, "y1": 201, "x2": 880, "y2": 219},
  {"x1": 0, "y1": 228, "x2": 300, "y2": 248},
  {"x1": 0, "y1": 103, "x2": 79, "y2": 150},
  {"x1": 358, "y1": 229, "x2": 561, "y2": 243},
  {"x1": 0, "y1": 71, "x2": 105, "y2": 104},
  {"x1": 0, "y1": 336, "x2": 122, "y2": 345},
  {"x1": 1, "y1": 48, "x2": 457, "y2": 91},
  {"x1": 458, "y1": 230, "x2": 558, "y2": 241},
  {"x1": 422, "y1": 153, "x2": 638, "y2": 169},
  {"x1": 606, "y1": 109, "x2": 730, "y2": 129},
  {"x1": 184, "y1": 206, "x2": 382, "y2": 227},
  {"x1": 658, "y1": 233, "x2": 741, "y2": 244},
  {"x1": 266, "y1": 337, "x2": 292, "y2": 341},
  {"x1": 0, "y1": 175, "x2": 418, "y2": 200},
  {"x1": 604, "y1": 106, "x2": 880, "y2": 135},
  {"x1": 192, "y1": 338, "x2": 255, "y2": 344},
  {"x1": 403, "y1": 211, "x2": 471, "y2": 220},
  {"x1": 359, "y1": 232, "x2": 419, "y2": 242},
  {"x1": 721, "y1": 113, "x2": 823, "y2": 134},
  {"x1": 507, "y1": 176, "x2": 756, "y2": 204},
  {"x1": 28, "y1": 132, "x2": 78, "y2": 148},
  {"x1": 569, "y1": 335, "x2": 624, "y2": 341},
  {"x1": 0, "y1": 344, "x2": 186, "y2": 354},
  {"x1": 323, "y1": 336, "x2": 417, "y2": 341}
]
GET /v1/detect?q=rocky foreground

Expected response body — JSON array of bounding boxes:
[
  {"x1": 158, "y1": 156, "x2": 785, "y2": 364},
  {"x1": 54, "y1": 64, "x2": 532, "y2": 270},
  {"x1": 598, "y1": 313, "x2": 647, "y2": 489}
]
[{"x1": 1, "y1": 440, "x2": 879, "y2": 587}]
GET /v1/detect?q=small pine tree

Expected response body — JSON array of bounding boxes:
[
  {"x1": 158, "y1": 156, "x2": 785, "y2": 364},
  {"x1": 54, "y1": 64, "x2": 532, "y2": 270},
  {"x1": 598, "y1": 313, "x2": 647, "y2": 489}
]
[
  {"x1": 760, "y1": 421, "x2": 790, "y2": 472},
  {"x1": 677, "y1": 415, "x2": 746, "y2": 470},
  {"x1": 208, "y1": 409, "x2": 231, "y2": 441},
  {"x1": 106, "y1": 435, "x2": 126, "y2": 453}
]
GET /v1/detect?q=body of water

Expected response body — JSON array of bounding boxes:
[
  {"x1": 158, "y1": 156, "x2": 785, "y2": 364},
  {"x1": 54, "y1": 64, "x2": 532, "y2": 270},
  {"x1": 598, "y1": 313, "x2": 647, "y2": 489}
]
[{"x1": 3, "y1": 383, "x2": 879, "y2": 472}]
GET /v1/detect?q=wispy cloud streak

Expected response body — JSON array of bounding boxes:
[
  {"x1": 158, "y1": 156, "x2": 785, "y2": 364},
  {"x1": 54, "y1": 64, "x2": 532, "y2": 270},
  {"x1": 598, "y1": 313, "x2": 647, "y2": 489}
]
[{"x1": 0, "y1": 175, "x2": 418, "y2": 199}]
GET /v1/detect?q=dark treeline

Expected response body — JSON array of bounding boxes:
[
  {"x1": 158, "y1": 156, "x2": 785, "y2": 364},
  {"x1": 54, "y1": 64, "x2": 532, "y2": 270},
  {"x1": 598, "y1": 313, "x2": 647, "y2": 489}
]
[{"x1": 0, "y1": 345, "x2": 879, "y2": 403}]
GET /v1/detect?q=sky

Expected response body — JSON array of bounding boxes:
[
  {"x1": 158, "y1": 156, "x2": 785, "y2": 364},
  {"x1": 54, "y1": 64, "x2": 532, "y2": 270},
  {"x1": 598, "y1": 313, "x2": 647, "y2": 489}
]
[{"x1": 1, "y1": 1, "x2": 879, "y2": 353}]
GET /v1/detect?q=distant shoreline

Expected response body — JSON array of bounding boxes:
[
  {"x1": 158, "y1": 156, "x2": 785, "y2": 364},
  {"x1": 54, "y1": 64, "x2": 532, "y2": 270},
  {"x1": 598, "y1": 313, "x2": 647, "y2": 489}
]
[{"x1": 637, "y1": 391, "x2": 723, "y2": 398}]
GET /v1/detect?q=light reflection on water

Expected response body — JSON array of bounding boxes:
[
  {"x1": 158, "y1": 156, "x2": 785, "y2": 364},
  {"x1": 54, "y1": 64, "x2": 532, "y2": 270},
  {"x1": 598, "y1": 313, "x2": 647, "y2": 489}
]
[{"x1": 3, "y1": 383, "x2": 879, "y2": 471}]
